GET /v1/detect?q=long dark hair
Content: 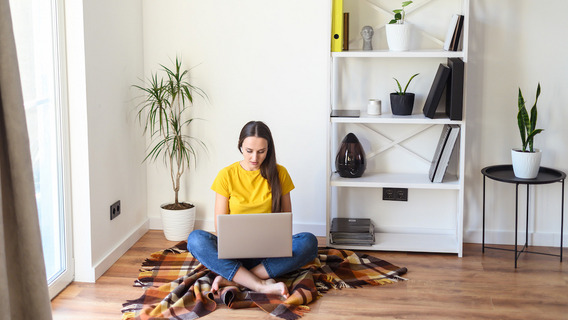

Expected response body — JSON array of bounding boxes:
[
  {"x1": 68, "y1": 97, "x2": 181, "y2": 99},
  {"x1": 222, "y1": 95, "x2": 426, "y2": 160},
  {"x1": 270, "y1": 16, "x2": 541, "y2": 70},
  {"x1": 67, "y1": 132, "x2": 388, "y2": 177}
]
[{"x1": 238, "y1": 121, "x2": 282, "y2": 212}]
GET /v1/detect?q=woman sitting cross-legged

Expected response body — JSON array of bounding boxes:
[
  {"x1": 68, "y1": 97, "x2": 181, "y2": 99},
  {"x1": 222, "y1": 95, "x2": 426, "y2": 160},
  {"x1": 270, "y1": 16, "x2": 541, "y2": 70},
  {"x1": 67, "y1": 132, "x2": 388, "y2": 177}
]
[{"x1": 187, "y1": 120, "x2": 318, "y2": 298}]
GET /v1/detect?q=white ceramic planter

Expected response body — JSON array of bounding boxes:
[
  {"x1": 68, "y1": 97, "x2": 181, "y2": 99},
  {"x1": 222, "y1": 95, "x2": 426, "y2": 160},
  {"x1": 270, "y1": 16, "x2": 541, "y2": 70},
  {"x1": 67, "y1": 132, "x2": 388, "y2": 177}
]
[
  {"x1": 511, "y1": 148, "x2": 542, "y2": 179},
  {"x1": 385, "y1": 23, "x2": 411, "y2": 51},
  {"x1": 160, "y1": 204, "x2": 196, "y2": 241}
]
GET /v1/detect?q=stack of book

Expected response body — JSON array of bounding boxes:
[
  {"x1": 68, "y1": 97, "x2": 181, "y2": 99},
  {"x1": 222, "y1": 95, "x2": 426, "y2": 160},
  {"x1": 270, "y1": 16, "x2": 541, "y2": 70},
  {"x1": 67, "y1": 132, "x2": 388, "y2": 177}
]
[
  {"x1": 330, "y1": 218, "x2": 375, "y2": 246},
  {"x1": 429, "y1": 124, "x2": 460, "y2": 183},
  {"x1": 443, "y1": 14, "x2": 464, "y2": 51}
]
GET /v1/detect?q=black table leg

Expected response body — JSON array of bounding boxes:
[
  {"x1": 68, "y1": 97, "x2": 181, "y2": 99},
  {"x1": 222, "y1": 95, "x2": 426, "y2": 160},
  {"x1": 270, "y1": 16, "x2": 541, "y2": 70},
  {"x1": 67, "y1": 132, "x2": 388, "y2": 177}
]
[
  {"x1": 515, "y1": 183, "x2": 519, "y2": 268},
  {"x1": 526, "y1": 185, "x2": 530, "y2": 249},
  {"x1": 482, "y1": 176, "x2": 486, "y2": 253},
  {"x1": 561, "y1": 180, "x2": 565, "y2": 262}
]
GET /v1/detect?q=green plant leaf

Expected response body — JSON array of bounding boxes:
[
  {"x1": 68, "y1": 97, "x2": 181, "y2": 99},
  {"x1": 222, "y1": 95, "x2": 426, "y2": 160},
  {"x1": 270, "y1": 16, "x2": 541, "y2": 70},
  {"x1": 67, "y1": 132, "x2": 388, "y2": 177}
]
[
  {"x1": 517, "y1": 88, "x2": 529, "y2": 151},
  {"x1": 527, "y1": 129, "x2": 544, "y2": 152},
  {"x1": 403, "y1": 73, "x2": 419, "y2": 94},
  {"x1": 529, "y1": 104, "x2": 538, "y2": 133},
  {"x1": 402, "y1": 1, "x2": 413, "y2": 7},
  {"x1": 529, "y1": 83, "x2": 541, "y2": 132},
  {"x1": 517, "y1": 108, "x2": 528, "y2": 151},
  {"x1": 393, "y1": 78, "x2": 403, "y2": 95}
]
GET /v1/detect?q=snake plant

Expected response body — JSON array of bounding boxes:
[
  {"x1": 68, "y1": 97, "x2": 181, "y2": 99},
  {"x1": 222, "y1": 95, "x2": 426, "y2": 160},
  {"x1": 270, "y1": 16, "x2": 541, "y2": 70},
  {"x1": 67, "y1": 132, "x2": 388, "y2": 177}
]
[
  {"x1": 393, "y1": 73, "x2": 419, "y2": 95},
  {"x1": 517, "y1": 83, "x2": 543, "y2": 152}
]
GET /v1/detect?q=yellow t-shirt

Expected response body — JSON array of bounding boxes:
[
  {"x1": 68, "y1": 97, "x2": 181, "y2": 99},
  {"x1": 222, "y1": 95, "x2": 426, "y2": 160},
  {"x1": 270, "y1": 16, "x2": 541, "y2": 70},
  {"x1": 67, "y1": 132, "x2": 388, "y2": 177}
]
[{"x1": 211, "y1": 162, "x2": 295, "y2": 214}]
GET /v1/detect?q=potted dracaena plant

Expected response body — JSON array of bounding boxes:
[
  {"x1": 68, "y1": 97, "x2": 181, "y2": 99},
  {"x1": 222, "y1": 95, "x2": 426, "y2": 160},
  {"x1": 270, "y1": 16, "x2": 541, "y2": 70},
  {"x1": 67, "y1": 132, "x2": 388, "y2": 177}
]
[
  {"x1": 390, "y1": 73, "x2": 419, "y2": 115},
  {"x1": 134, "y1": 56, "x2": 207, "y2": 241},
  {"x1": 385, "y1": 1, "x2": 413, "y2": 51},
  {"x1": 511, "y1": 83, "x2": 543, "y2": 179}
]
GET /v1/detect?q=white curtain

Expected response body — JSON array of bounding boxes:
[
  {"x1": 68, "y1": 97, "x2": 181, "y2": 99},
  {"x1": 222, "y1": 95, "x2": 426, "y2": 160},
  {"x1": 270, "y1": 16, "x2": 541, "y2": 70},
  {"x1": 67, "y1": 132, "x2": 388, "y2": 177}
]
[{"x1": 0, "y1": 0, "x2": 53, "y2": 318}]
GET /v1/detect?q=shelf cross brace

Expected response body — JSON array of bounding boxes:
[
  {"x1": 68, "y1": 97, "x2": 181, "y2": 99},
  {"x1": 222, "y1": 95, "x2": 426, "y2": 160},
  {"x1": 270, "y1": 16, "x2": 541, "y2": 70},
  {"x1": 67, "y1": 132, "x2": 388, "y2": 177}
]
[
  {"x1": 360, "y1": 123, "x2": 434, "y2": 165},
  {"x1": 364, "y1": 0, "x2": 444, "y2": 46}
]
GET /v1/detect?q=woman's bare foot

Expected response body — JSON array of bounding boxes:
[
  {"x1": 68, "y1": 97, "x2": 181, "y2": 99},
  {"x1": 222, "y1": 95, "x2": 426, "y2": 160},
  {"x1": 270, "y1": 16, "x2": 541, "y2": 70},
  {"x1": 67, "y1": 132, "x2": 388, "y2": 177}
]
[
  {"x1": 258, "y1": 279, "x2": 289, "y2": 298},
  {"x1": 211, "y1": 275, "x2": 239, "y2": 293},
  {"x1": 231, "y1": 266, "x2": 290, "y2": 298}
]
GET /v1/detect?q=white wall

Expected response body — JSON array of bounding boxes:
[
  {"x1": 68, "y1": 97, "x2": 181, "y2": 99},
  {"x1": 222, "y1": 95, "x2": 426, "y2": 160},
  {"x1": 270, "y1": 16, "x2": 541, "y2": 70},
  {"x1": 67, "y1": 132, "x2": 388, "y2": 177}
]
[
  {"x1": 139, "y1": 0, "x2": 568, "y2": 247},
  {"x1": 465, "y1": 0, "x2": 568, "y2": 246},
  {"x1": 66, "y1": 0, "x2": 147, "y2": 282},
  {"x1": 141, "y1": 0, "x2": 330, "y2": 234}
]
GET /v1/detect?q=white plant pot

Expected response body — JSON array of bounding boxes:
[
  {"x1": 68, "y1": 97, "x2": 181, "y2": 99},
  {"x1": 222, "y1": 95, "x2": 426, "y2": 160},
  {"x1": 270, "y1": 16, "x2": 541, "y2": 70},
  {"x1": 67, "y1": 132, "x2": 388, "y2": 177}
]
[
  {"x1": 160, "y1": 204, "x2": 196, "y2": 241},
  {"x1": 385, "y1": 23, "x2": 411, "y2": 51},
  {"x1": 511, "y1": 148, "x2": 542, "y2": 179}
]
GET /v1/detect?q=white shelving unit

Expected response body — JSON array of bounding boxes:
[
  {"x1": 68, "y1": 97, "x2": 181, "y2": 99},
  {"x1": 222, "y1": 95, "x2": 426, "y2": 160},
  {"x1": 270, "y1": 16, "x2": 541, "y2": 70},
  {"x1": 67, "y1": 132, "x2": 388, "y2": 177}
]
[
  {"x1": 332, "y1": 50, "x2": 464, "y2": 58},
  {"x1": 326, "y1": 0, "x2": 469, "y2": 257}
]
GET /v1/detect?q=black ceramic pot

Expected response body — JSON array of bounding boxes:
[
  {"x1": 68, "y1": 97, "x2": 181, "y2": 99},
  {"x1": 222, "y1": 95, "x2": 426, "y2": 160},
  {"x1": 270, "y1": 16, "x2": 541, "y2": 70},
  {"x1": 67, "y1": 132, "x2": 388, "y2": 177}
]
[
  {"x1": 390, "y1": 92, "x2": 415, "y2": 115},
  {"x1": 335, "y1": 133, "x2": 366, "y2": 178}
]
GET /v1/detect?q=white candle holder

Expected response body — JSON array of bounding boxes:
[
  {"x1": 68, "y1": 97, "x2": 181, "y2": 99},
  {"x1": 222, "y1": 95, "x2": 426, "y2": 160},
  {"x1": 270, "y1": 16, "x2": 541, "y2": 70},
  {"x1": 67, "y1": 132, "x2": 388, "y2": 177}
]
[{"x1": 367, "y1": 99, "x2": 381, "y2": 115}]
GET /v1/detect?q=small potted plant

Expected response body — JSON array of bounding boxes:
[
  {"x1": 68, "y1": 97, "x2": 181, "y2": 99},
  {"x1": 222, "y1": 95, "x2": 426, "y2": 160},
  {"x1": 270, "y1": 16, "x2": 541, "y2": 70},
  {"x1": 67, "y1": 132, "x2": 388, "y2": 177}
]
[
  {"x1": 390, "y1": 73, "x2": 419, "y2": 115},
  {"x1": 511, "y1": 83, "x2": 543, "y2": 179},
  {"x1": 385, "y1": 1, "x2": 413, "y2": 51},
  {"x1": 134, "y1": 56, "x2": 207, "y2": 240}
]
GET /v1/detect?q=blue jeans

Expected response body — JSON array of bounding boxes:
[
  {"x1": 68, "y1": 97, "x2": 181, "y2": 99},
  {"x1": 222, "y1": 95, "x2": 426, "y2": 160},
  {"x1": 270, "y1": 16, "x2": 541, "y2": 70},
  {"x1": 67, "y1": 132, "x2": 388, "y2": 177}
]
[{"x1": 187, "y1": 229, "x2": 318, "y2": 281}]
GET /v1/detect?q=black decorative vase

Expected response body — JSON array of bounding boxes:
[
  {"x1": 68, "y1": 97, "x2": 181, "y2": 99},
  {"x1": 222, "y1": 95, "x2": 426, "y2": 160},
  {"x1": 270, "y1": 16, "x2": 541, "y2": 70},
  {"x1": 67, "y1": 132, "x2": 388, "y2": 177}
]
[
  {"x1": 390, "y1": 92, "x2": 415, "y2": 115},
  {"x1": 335, "y1": 133, "x2": 366, "y2": 178}
]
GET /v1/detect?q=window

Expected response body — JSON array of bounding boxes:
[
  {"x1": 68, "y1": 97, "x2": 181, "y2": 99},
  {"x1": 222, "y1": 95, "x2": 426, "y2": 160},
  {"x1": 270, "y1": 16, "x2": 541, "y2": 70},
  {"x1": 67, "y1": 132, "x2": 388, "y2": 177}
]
[{"x1": 9, "y1": 0, "x2": 73, "y2": 298}]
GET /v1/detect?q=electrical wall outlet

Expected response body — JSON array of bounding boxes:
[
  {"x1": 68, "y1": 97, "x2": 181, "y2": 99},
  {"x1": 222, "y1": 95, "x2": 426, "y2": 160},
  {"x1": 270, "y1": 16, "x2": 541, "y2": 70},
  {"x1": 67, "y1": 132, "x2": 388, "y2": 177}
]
[
  {"x1": 383, "y1": 188, "x2": 408, "y2": 201},
  {"x1": 110, "y1": 200, "x2": 121, "y2": 220}
]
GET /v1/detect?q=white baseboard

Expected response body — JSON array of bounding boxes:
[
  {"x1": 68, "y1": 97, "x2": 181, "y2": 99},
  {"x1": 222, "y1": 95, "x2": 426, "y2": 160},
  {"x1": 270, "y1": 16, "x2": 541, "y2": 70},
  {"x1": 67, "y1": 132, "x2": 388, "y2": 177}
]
[
  {"x1": 149, "y1": 215, "x2": 162, "y2": 229},
  {"x1": 93, "y1": 219, "x2": 149, "y2": 281}
]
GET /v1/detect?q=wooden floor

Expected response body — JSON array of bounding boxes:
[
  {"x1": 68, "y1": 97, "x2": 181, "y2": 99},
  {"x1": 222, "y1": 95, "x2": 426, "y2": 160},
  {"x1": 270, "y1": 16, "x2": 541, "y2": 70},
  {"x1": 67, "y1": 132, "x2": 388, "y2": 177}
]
[{"x1": 51, "y1": 230, "x2": 568, "y2": 319}]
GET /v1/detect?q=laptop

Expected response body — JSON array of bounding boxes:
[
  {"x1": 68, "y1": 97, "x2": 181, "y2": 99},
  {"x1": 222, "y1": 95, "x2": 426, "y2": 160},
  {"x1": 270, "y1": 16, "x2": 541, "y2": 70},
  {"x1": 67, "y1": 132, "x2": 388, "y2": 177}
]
[{"x1": 217, "y1": 212, "x2": 293, "y2": 259}]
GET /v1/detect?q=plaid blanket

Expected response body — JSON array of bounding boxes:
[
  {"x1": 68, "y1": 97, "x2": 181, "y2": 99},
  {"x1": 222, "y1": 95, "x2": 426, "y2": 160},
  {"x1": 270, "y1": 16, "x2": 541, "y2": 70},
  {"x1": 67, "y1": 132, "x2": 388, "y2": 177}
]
[{"x1": 122, "y1": 241, "x2": 407, "y2": 320}]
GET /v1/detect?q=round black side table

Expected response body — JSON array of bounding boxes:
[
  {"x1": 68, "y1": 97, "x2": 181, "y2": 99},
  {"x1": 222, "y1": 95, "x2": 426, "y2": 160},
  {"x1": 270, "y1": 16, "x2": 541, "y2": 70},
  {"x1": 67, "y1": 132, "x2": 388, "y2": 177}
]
[{"x1": 481, "y1": 165, "x2": 565, "y2": 268}]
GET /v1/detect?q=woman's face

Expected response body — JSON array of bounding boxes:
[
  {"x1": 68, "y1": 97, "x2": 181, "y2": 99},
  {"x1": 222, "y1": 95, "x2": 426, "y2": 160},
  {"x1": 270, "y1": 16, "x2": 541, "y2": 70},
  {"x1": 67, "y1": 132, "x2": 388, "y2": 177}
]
[{"x1": 240, "y1": 136, "x2": 268, "y2": 171}]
